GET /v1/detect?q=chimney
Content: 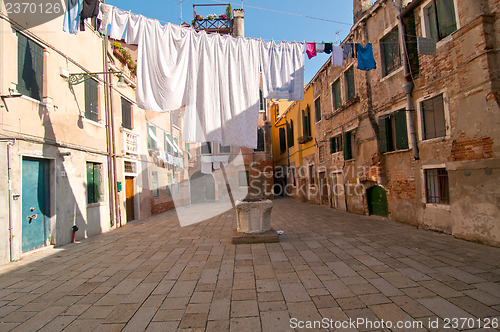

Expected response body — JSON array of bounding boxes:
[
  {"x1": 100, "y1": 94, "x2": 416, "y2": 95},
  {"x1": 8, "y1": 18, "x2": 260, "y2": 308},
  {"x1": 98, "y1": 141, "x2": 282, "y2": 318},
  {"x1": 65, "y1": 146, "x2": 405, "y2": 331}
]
[
  {"x1": 232, "y1": 9, "x2": 244, "y2": 37},
  {"x1": 353, "y1": 0, "x2": 373, "y2": 23}
]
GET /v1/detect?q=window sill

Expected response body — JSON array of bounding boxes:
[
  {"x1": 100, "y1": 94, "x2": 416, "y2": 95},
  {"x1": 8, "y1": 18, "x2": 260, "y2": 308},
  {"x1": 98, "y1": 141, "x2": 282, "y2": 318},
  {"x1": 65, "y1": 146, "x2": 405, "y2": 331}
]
[
  {"x1": 82, "y1": 117, "x2": 105, "y2": 128},
  {"x1": 383, "y1": 148, "x2": 411, "y2": 155},
  {"x1": 20, "y1": 94, "x2": 52, "y2": 107},
  {"x1": 120, "y1": 126, "x2": 138, "y2": 134},
  {"x1": 425, "y1": 203, "x2": 451, "y2": 210},
  {"x1": 419, "y1": 136, "x2": 448, "y2": 144},
  {"x1": 87, "y1": 202, "x2": 104, "y2": 208},
  {"x1": 381, "y1": 66, "x2": 403, "y2": 82}
]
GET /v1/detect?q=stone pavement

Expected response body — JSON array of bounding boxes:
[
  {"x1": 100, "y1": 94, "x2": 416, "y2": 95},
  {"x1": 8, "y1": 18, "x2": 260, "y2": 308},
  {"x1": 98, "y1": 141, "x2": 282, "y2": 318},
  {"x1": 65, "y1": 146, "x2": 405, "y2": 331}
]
[{"x1": 1, "y1": 198, "x2": 499, "y2": 332}]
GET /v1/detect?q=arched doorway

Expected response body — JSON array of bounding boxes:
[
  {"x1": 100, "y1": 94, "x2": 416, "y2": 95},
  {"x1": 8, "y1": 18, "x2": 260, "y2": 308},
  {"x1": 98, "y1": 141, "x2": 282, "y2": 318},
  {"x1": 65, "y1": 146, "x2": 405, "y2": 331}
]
[
  {"x1": 367, "y1": 186, "x2": 388, "y2": 217},
  {"x1": 190, "y1": 171, "x2": 215, "y2": 204}
]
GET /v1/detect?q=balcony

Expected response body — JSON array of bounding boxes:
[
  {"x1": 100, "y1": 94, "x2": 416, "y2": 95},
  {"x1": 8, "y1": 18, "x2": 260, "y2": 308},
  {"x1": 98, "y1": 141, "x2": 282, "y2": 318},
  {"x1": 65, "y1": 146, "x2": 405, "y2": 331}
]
[{"x1": 122, "y1": 128, "x2": 139, "y2": 155}]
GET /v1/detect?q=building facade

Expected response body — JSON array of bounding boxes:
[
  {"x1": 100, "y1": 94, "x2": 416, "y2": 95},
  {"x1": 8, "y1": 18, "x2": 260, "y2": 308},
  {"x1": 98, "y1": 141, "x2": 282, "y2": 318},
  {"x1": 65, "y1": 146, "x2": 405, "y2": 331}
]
[
  {"x1": 275, "y1": 0, "x2": 500, "y2": 247},
  {"x1": 0, "y1": 6, "x2": 160, "y2": 263}
]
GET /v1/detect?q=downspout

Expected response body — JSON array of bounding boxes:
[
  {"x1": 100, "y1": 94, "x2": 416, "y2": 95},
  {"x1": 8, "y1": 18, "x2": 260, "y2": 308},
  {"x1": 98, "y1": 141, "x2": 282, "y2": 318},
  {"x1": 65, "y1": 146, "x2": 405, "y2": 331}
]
[
  {"x1": 7, "y1": 139, "x2": 15, "y2": 261},
  {"x1": 109, "y1": 76, "x2": 121, "y2": 227},
  {"x1": 102, "y1": 11, "x2": 115, "y2": 228},
  {"x1": 396, "y1": 2, "x2": 419, "y2": 160}
]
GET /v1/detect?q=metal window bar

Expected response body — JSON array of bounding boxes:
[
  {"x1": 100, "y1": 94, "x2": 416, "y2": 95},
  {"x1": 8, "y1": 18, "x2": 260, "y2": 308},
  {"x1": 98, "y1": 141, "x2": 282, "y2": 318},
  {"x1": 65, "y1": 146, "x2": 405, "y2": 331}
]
[{"x1": 425, "y1": 168, "x2": 449, "y2": 204}]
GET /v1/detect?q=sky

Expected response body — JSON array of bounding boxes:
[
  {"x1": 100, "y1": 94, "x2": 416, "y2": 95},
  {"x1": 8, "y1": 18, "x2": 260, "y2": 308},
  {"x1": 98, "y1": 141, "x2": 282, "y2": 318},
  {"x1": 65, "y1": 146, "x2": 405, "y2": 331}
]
[{"x1": 105, "y1": 0, "x2": 354, "y2": 83}]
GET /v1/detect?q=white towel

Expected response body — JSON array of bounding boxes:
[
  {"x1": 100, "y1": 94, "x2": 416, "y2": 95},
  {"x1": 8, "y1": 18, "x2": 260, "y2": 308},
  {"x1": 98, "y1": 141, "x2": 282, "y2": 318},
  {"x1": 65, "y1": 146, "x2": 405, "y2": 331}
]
[
  {"x1": 260, "y1": 41, "x2": 305, "y2": 101},
  {"x1": 201, "y1": 161, "x2": 212, "y2": 174},
  {"x1": 213, "y1": 161, "x2": 221, "y2": 169},
  {"x1": 332, "y1": 45, "x2": 343, "y2": 67},
  {"x1": 214, "y1": 155, "x2": 229, "y2": 166}
]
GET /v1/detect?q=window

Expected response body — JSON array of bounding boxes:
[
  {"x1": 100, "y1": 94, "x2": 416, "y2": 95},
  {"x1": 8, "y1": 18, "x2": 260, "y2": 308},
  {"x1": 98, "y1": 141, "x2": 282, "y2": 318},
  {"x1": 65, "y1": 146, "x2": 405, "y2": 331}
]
[
  {"x1": 17, "y1": 33, "x2": 43, "y2": 101},
  {"x1": 239, "y1": 170, "x2": 249, "y2": 187},
  {"x1": 302, "y1": 106, "x2": 312, "y2": 137},
  {"x1": 172, "y1": 172, "x2": 179, "y2": 194},
  {"x1": 279, "y1": 127, "x2": 286, "y2": 153},
  {"x1": 343, "y1": 130, "x2": 354, "y2": 160},
  {"x1": 255, "y1": 128, "x2": 265, "y2": 152},
  {"x1": 287, "y1": 121, "x2": 294, "y2": 148},
  {"x1": 344, "y1": 67, "x2": 355, "y2": 101},
  {"x1": 121, "y1": 97, "x2": 132, "y2": 130},
  {"x1": 85, "y1": 77, "x2": 99, "y2": 122},
  {"x1": 201, "y1": 142, "x2": 212, "y2": 155},
  {"x1": 259, "y1": 89, "x2": 264, "y2": 111},
  {"x1": 219, "y1": 144, "x2": 231, "y2": 154},
  {"x1": 378, "y1": 110, "x2": 409, "y2": 153},
  {"x1": 403, "y1": 13, "x2": 420, "y2": 76},
  {"x1": 86, "y1": 162, "x2": 102, "y2": 204},
  {"x1": 329, "y1": 134, "x2": 343, "y2": 154},
  {"x1": 421, "y1": 94, "x2": 446, "y2": 140},
  {"x1": 380, "y1": 27, "x2": 401, "y2": 77},
  {"x1": 148, "y1": 124, "x2": 158, "y2": 150},
  {"x1": 185, "y1": 142, "x2": 191, "y2": 160},
  {"x1": 124, "y1": 161, "x2": 136, "y2": 174},
  {"x1": 309, "y1": 165, "x2": 315, "y2": 186},
  {"x1": 319, "y1": 145, "x2": 325, "y2": 163},
  {"x1": 424, "y1": 0, "x2": 457, "y2": 41},
  {"x1": 167, "y1": 173, "x2": 172, "y2": 196},
  {"x1": 424, "y1": 168, "x2": 449, "y2": 204},
  {"x1": 314, "y1": 97, "x2": 321, "y2": 122},
  {"x1": 172, "y1": 113, "x2": 179, "y2": 127},
  {"x1": 332, "y1": 79, "x2": 342, "y2": 111},
  {"x1": 151, "y1": 171, "x2": 159, "y2": 197},
  {"x1": 165, "y1": 133, "x2": 174, "y2": 155}
]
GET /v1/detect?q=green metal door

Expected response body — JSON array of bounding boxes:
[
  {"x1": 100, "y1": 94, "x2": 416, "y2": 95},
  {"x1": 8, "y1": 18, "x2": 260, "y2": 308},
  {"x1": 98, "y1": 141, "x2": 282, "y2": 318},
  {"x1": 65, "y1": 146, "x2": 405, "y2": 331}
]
[
  {"x1": 22, "y1": 158, "x2": 49, "y2": 252},
  {"x1": 367, "y1": 186, "x2": 388, "y2": 217}
]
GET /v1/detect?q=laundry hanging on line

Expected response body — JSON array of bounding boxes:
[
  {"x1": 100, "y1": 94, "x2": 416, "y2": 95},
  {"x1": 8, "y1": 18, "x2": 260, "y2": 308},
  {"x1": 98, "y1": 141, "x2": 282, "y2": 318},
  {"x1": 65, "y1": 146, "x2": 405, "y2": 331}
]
[
  {"x1": 93, "y1": 5, "x2": 305, "y2": 149},
  {"x1": 356, "y1": 43, "x2": 377, "y2": 71},
  {"x1": 63, "y1": 0, "x2": 100, "y2": 33}
]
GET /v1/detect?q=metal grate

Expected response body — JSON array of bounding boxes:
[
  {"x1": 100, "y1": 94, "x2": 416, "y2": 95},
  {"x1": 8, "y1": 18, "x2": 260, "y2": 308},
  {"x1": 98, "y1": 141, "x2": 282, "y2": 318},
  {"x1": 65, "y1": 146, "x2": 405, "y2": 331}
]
[
  {"x1": 124, "y1": 161, "x2": 136, "y2": 174},
  {"x1": 425, "y1": 168, "x2": 449, "y2": 204}
]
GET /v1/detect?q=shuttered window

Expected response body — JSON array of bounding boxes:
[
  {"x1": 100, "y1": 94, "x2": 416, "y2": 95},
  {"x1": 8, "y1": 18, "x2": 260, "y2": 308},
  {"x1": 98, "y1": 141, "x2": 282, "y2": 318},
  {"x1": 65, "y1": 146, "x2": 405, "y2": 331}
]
[
  {"x1": 380, "y1": 27, "x2": 401, "y2": 77},
  {"x1": 314, "y1": 97, "x2": 321, "y2": 122},
  {"x1": 201, "y1": 142, "x2": 212, "y2": 155},
  {"x1": 17, "y1": 33, "x2": 43, "y2": 101},
  {"x1": 219, "y1": 143, "x2": 231, "y2": 154},
  {"x1": 279, "y1": 127, "x2": 286, "y2": 153},
  {"x1": 151, "y1": 171, "x2": 159, "y2": 197},
  {"x1": 86, "y1": 162, "x2": 102, "y2": 204},
  {"x1": 121, "y1": 97, "x2": 132, "y2": 129},
  {"x1": 343, "y1": 131, "x2": 353, "y2": 160},
  {"x1": 344, "y1": 67, "x2": 355, "y2": 101},
  {"x1": 421, "y1": 94, "x2": 446, "y2": 140},
  {"x1": 332, "y1": 79, "x2": 342, "y2": 110},
  {"x1": 255, "y1": 128, "x2": 265, "y2": 152},
  {"x1": 329, "y1": 135, "x2": 343, "y2": 154},
  {"x1": 85, "y1": 78, "x2": 99, "y2": 122},
  {"x1": 165, "y1": 133, "x2": 173, "y2": 155},
  {"x1": 424, "y1": 0, "x2": 457, "y2": 41},
  {"x1": 148, "y1": 124, "x2": 157, "y2": 150},
  {"x1": 173, "y1": 136, "x2": 179, "y2": 157},
  {"x1": 302, "y1": 106, "x2": 312, "y2": 137},
  {"x1": 403, "y1": 12, "x2": 420, "y2": 76},
  {"x1": 378, "y1": 110, "x2": 409, "y2": 153},
  {"x1": 287, "y1": 120, "x2": 294, "y2": 148}
]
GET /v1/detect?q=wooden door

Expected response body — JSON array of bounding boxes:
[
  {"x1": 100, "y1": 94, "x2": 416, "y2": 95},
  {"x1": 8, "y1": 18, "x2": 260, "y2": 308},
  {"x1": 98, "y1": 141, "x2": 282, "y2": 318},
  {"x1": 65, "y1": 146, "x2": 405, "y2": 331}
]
[{"x1": 125, "y1": 177, "x2": 135, "y2": 222}]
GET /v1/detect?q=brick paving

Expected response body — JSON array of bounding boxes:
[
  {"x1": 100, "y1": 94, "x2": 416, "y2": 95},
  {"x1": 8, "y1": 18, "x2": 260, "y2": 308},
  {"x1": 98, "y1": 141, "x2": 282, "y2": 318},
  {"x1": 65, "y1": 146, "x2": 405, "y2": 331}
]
[{"x1": 1, "y1": 198, "x2": 499, "y2": 331}]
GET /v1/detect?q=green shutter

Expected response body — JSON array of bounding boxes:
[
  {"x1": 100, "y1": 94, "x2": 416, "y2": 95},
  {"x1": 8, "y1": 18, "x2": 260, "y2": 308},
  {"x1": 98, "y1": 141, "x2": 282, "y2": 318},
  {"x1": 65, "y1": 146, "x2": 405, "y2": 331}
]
[
  {"x1": 93, "y1": 164, "x2": 101, "y2": 202},
  {"x1": 403, "y1": 13, "x2": 420, "y2": 76},
  {"x1": 343, "y1": 132, "x2": 352, "y2": 160},
  {"x1": 87, "y1": 163, "x2": 94, "y2": 204},
  {"x1": 330, "y1": 137, "x2": 335, "y2": 154},
  {"x1": 395, "y1": 111, "x2": 409, "y2": 150},
  {"x1": 378, "y1": 117, "x2": 389, "y2": 153},
  {"x1": 302, "y1": 110, "x2": 307, "y2": 136},
  {"x1": 174, "y1": 137, "x2": 179, "y2": 157},
  {"x1": 307, "y1": 106, "x2": 312, "y2": 136},
  {"x1": 279, "y1": 127, "x2": 286, "y2": 153},
  {"x1": 17, "y1": 33, "x2": 43, "y2": 101}
]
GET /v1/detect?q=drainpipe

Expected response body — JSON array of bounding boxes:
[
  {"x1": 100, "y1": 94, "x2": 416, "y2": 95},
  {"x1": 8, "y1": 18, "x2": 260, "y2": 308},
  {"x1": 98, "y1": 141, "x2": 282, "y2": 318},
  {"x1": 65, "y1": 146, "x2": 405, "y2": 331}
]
[
  {"x1": 102, "y1": 11, "x2": 116, "y2": 228},
  {"x1": 108, "y1": 76, "x2": 122, "y2": 227},
  {"x1": 6, "y1": 139, "x2": 15, "y2": 261},
  {"x1": 395, "y1": 1, "x2": 419, "y2": 160}
]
